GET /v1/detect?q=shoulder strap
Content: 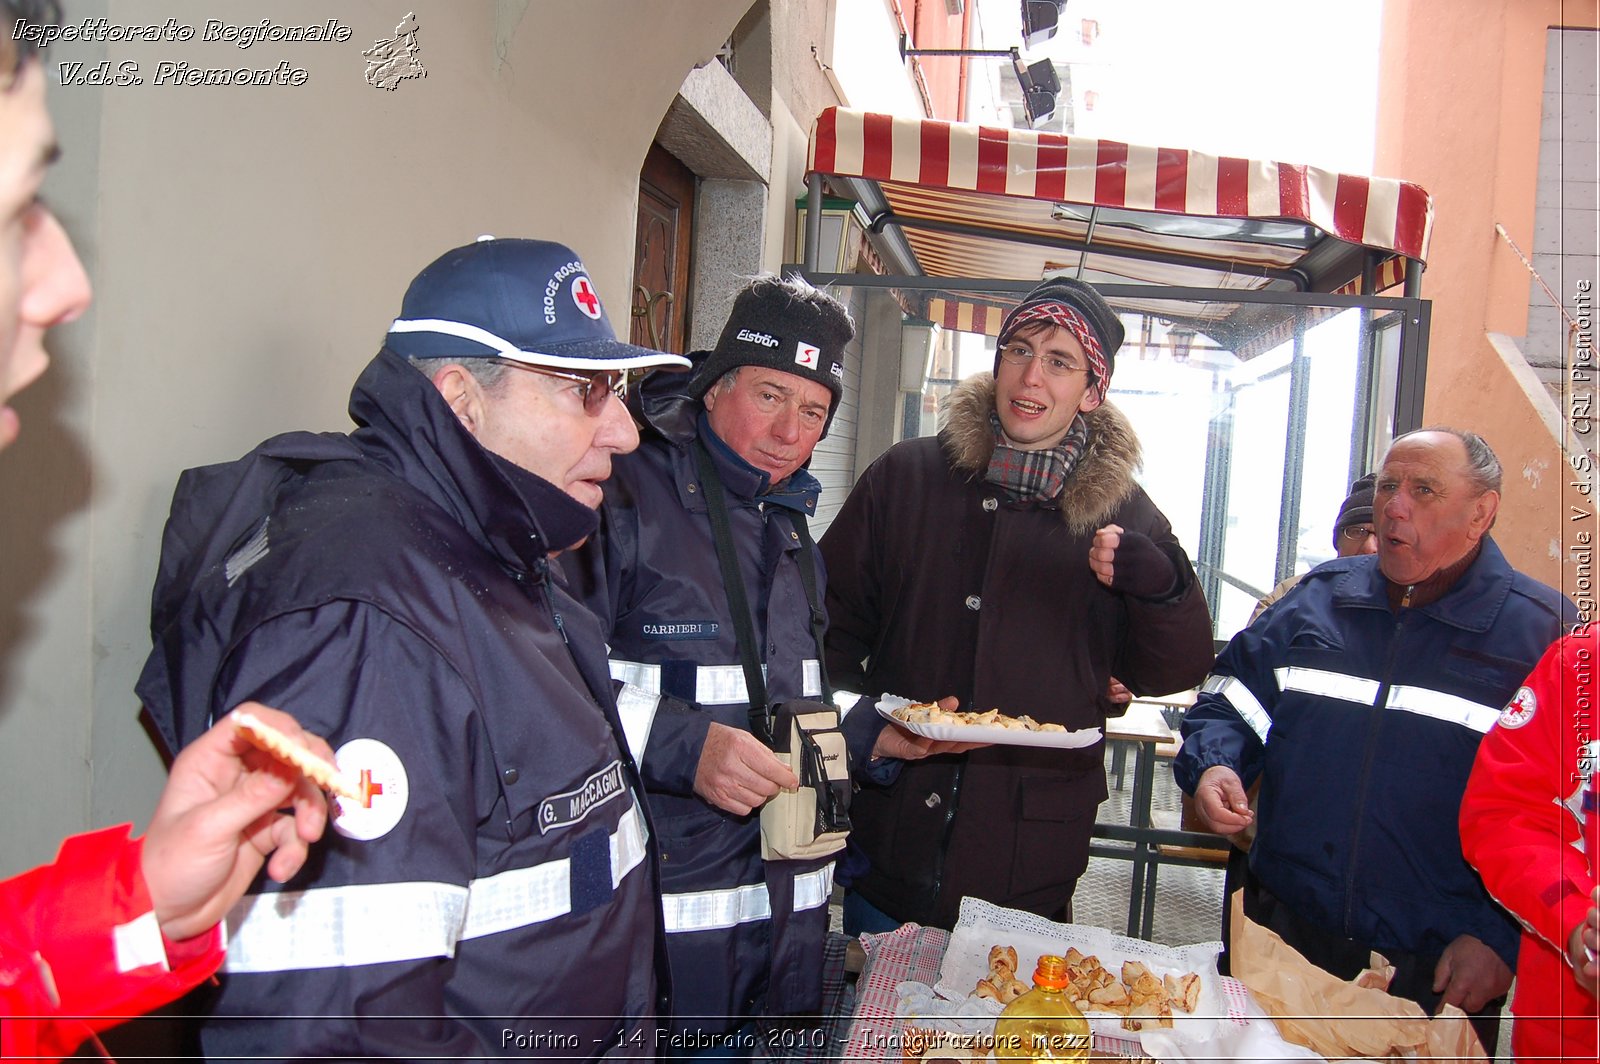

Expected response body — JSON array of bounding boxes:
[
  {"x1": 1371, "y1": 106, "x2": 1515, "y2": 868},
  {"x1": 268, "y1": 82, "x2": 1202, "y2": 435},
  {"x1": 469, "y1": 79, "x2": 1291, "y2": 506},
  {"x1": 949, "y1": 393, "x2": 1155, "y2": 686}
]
[
  {"x1": 691, "y1": 438, "x2": 773, "y2": 744},
  {"x1": 790, "y1": 516, "x2": 833, "y2": 704}
]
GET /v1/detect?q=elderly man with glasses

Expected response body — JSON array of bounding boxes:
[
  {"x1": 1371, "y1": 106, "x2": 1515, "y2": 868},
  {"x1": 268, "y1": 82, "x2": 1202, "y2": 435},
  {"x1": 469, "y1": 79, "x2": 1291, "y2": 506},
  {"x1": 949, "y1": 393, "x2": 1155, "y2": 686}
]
[
  {"x1": 136, "y1": 238, "x2": 688, "y2": 1061},
  {"x1": 819, "y1": 277, "x2": 1216, "y2": 935}
]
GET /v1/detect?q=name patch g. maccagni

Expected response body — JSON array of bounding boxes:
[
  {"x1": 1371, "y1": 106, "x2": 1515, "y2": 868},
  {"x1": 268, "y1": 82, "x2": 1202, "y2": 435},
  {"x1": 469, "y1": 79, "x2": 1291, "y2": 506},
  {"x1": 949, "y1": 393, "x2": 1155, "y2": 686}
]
[{"x1": 538, "y1": 760, "x2": 626, "y2": 835}]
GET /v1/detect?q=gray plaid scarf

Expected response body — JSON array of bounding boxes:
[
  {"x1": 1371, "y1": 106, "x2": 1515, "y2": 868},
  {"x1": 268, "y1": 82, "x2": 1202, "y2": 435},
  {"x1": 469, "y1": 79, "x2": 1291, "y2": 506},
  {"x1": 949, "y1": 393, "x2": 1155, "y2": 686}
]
[{"x1": 984, "y1": 412, "x2": 1088, "y2": 503}]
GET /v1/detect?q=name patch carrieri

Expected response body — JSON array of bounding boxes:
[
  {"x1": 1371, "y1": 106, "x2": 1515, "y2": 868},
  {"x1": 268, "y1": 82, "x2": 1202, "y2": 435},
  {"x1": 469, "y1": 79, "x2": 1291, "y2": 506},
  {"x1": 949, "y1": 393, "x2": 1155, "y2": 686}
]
[{"x1": 538, "y1": 760, "x2": 626, "y2": 835}]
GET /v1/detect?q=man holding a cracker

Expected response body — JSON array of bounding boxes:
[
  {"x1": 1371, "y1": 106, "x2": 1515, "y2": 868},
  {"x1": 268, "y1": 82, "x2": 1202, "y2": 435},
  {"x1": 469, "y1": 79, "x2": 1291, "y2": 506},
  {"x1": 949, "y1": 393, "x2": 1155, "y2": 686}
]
[
  {"x1": 0, "y1": 3, "x2": 334, "y2": 1058},
  {"x1": 136, "y1": 238, "x2": 689, "y2": 1059}
]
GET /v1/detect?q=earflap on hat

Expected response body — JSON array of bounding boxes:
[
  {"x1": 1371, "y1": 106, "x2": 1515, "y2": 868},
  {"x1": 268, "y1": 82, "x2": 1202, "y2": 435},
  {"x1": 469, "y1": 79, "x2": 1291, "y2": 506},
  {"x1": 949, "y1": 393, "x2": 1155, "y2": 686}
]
[{"x1": 689, "y1": 276, "x2": 854, "y2": 437}]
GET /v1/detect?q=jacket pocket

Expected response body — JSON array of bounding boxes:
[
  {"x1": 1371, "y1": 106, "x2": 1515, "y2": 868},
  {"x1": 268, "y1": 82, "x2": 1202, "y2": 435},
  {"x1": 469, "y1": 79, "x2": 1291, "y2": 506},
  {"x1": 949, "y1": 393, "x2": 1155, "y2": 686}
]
[{"x1": 1007, "y1": 775, "x2": 1095, "y2": 899}]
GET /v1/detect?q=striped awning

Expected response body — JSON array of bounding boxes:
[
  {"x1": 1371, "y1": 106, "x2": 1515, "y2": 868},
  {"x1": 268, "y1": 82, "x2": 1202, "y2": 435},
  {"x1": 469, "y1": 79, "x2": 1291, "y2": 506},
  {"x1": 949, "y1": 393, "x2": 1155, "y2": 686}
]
[{"x1": 803, "y1": 107, "x2": 1431, "y2": 358}]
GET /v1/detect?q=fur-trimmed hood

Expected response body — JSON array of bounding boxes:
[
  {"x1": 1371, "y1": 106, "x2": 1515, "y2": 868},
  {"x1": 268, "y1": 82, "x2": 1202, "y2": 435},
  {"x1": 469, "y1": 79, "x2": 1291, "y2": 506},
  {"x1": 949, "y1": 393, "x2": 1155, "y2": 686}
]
[{"x1": 939, "y1": 373, "x2": 1143, "y2": 536}]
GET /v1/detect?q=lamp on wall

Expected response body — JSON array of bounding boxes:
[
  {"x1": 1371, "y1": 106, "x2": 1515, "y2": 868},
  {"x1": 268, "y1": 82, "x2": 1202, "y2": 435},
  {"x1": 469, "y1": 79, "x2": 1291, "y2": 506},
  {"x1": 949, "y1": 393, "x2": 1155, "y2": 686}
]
[
  {"x1": 900, "y1": 317, "x2": 939, "y2": 392},
  {"x1": 1168, "y1": 325, "x2": 1196, "y2": 363},
  {"x1": 898, "y1": 36, "x2": 1058, "y2": 130},
  {"x1": 794, "y1": 195, "x2": 865, "y2": 274},
  {"x1": 1011, "y1": 55, "x2": 1061, "y2": 127},
  {"x1": 899, "y1": 316, "x2": 940, "y2": 440},
  {"x1": 1021, "y1": 0, "x2": 1068, "y2": 48}
]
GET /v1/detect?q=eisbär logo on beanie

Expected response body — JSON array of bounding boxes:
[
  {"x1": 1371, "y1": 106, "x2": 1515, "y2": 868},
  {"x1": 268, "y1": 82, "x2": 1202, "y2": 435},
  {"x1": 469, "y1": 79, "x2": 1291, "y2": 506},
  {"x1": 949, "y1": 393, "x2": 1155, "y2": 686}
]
[
  {"x1": 795, "y1": 342, "x2": 820, "y2": 369},
  {"x1": 735, "y1": 329, "x2": 779, "y2": 348}
]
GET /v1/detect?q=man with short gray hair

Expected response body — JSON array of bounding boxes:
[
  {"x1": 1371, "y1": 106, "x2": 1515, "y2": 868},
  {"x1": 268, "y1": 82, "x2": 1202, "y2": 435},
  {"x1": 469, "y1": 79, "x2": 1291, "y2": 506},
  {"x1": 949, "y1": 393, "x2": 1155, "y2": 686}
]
[{"x1": 1177, "y1": 426, "x2": 1577, "y2": 1050}]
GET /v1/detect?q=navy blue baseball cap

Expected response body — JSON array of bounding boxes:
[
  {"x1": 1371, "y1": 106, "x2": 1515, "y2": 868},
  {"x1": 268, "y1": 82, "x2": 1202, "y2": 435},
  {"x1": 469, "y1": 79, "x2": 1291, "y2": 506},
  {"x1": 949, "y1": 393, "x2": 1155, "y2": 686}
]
[{"x1": 385, "y1": 236, "x2": 691, "y2": 372}]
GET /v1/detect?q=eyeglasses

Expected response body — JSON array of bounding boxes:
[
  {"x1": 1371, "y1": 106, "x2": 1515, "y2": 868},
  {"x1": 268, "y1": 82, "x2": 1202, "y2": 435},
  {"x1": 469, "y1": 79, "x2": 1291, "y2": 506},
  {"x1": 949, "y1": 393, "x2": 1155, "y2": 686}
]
[
  {"x1": 1339, "y1": 524, "x2": 1377, "y2": 541},
  {"x1": 513, "y1": 364, "x2": 628, "y2": 416},
  {"x1": 997, "y1": 343, "x2": 1090, "y2": 378}
]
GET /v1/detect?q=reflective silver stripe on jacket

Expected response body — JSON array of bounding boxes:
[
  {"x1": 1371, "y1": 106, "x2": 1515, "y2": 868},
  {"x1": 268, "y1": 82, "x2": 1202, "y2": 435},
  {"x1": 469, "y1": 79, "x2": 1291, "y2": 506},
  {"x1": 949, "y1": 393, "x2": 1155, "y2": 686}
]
[
  {"x1": 660, "y1": 862, "x2": 835, "y2": 934},
  {"x1": 833, "y1": 688, "x2": 865, "y2": 717},
  {"x1": 112, "y1": 911, "x2": 169, "y2": 974},
  {"x1": 610, "y1": 659, "x2": 824, "y2": 706},
  {"x1": 1200, "y1": 674, "x2": 1272, "y2": 742},
  {"x1": 1384, "y1": 684, "x2": 1501, "y2": 734},
  {"x1": 613, "y1": 681, "x2": 660, "y2": 763},
  {"x1": 1274, "y1": 666, "x2": 1382, "y2": 706},
  {"x1": 1273, "y1": 666, "x2": 1499, "y2": 735},
  {"x1": 221, "y1": 802, "x2": 649, "y2": 972}
]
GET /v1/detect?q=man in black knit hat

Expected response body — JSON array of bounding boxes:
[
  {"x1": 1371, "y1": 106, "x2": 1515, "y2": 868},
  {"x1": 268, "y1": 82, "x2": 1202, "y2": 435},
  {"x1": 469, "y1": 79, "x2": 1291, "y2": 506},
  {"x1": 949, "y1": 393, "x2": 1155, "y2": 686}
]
[
  {"x1": 819, "y1": 276, "x2": 1216, "y2": 934},
  {"x1": 568, "y1": 275, "x2": 970, "y2": 1050}
]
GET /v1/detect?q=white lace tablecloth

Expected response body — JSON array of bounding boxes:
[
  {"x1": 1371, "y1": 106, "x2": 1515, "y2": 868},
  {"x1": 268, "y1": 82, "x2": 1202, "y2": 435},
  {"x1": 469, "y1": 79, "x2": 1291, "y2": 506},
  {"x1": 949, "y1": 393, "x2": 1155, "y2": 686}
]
[{"x1": 842, "y1": 898, "x2": 1260, "y2": 1062}]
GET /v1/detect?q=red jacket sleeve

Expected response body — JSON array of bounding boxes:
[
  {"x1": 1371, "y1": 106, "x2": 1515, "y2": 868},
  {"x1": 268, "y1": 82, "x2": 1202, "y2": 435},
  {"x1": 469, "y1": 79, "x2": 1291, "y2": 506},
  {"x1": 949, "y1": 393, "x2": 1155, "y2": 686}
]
[
  {"x1": 1461, "y1": 629, "x2": 1598, "y2": 959},
  {"x1": 0, "y1": 825, "x2": 224, "y2": 1061}
]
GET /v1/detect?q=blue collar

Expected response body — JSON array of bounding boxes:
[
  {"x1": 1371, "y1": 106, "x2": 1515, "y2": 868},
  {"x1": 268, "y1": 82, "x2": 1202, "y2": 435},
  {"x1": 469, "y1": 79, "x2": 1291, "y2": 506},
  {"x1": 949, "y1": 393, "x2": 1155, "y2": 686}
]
[
  {"x1": 696, "y1": 412, "x2": 822, "y2": 516},
  {"x1": 1330, "y1": 537, "x2": 1515, "y2": 633}
]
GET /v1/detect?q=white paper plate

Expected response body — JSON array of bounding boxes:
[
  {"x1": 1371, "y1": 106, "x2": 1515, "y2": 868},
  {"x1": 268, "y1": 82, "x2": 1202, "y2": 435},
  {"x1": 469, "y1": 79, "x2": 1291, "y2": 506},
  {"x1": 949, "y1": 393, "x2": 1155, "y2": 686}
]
[{"x1": 875, "y1": 695, "x2": 1103, "y2": 750}]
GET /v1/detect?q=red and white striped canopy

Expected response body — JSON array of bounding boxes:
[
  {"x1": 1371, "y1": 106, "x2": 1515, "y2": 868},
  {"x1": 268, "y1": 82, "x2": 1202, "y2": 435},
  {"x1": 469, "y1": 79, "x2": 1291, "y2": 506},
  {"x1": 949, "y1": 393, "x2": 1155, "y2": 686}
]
[{"x1": 803, "y1": 107, "x2": 1432, "y2": 354}]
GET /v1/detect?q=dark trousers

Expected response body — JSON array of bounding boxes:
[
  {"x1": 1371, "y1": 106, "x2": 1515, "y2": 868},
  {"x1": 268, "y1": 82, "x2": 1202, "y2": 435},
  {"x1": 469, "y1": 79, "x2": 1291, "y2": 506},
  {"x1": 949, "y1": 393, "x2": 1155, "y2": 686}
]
[{"x1": 1240, "y1": 872, "x2": 1503, "y2": 1053}]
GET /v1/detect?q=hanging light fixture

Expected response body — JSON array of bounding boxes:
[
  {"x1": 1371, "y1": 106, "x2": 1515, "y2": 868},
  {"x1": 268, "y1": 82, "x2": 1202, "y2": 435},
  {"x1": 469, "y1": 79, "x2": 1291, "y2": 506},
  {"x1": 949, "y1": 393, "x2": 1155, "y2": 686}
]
[{"x1": 793, "y1": 195, "x2": 865, "y2": 274}]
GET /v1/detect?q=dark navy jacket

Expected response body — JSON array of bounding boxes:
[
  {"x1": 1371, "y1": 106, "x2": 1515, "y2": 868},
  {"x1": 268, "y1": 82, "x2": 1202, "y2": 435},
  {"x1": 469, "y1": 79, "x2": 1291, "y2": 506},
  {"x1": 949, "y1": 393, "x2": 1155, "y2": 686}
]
[
  {"x1": 567, "y1": 387, "x2": 879, "y2": 1033},
  {"x1": 1175, "y1": 539, "x2": 1575, "y2": 969},
  {"x1": 136, "y1": 350, "x2": 667, "y2": 1060}
]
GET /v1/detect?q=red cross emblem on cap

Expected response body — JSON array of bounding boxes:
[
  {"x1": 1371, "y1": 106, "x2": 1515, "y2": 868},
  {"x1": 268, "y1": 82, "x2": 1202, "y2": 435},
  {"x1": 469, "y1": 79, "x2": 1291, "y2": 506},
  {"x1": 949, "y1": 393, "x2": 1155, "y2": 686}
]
[{"x1": 572, "y1": 277, "x2": 602, "y2": 320}]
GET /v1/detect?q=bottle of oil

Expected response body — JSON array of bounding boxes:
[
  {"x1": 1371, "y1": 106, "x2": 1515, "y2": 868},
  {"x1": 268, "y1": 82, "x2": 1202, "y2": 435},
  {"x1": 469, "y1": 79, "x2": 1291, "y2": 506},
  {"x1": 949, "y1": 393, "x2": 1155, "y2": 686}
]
[{"x1": 991, "y1": 954, "x2": 1091, "y2": 1063}]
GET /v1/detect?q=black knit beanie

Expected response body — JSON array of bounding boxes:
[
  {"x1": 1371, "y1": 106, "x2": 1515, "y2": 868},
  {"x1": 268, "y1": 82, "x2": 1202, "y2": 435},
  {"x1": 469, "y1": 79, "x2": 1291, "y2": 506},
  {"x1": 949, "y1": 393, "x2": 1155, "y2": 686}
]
[
  {"x1": 688, "y1": 277, "x2": 854, "y2": 437},
  {"x1": 993, "y1": 278, "x2": 1126, "y2": 399},
  {"x1": 1332, "y1": 473, "x2": 1378, "y2": 547}
]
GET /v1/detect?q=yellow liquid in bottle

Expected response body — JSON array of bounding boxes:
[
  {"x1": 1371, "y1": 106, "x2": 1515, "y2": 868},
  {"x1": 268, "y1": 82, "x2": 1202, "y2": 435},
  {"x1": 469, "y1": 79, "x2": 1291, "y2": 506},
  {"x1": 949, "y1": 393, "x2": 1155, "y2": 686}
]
[{"x1": 991, "y1": 955, "x2": 1091, "y2": 1063}]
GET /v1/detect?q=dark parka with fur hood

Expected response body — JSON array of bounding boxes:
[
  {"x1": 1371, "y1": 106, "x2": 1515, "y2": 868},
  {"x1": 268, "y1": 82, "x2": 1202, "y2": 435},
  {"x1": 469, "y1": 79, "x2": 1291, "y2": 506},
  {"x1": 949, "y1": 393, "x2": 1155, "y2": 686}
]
[{"x1": 820, "y1": 375, "x2": 1214, "y2": 929}]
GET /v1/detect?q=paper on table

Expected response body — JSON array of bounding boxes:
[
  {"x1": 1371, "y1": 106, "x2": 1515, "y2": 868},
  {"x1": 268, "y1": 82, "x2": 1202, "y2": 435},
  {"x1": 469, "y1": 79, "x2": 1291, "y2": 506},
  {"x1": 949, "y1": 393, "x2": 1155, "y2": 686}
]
[
  {"x1": 1139, "y1": 992, "x2": 1327, "y2": 1062},
  {"x1": 1228, "y1": 892, "x2": 1486, "y2": 1063}
]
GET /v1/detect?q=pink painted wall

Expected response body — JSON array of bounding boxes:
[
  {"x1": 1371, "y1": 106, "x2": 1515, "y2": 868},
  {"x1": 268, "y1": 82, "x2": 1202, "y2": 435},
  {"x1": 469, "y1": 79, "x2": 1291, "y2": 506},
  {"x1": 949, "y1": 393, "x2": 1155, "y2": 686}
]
[{"x1": 1376, "y1": 0, "x2": 1598, "y2": 592}]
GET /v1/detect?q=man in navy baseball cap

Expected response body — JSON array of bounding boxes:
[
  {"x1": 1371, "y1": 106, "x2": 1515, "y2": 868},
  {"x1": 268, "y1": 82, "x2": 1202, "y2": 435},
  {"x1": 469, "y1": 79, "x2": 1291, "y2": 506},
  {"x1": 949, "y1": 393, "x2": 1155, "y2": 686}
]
[
  {"x1": 383, "y1": 235, "x2": 689, "y2": 506},
  {"x1": 136, "y1": 235, "x2": 681, "y2": 1057},
  {"x1": 387, "y1": 235, "x2": 689, "y2": 375}
]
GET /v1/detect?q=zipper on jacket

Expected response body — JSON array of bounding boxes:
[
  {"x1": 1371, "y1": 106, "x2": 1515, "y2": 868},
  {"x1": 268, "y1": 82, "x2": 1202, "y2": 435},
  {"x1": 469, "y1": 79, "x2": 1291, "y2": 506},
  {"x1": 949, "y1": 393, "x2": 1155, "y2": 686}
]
[
  {"x1": 1340, "y1": 602, "x2": 1409, "y2": 936},
  {"x1": 929, "y1": 763, "x2": 965, "y2": 907}
]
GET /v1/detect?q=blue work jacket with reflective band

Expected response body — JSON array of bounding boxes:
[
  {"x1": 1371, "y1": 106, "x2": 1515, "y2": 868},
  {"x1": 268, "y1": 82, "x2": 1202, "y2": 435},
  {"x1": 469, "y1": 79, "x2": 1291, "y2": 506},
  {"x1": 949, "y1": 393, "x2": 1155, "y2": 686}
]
[
  {"x1": 1175, "y1": 539, "x2": 1576, "y2": 970},
  {"x1": 137, "y1": 350, "x2": 667, "y2": 1061},
  {"x1": 568, "y1": 408, "x2": 867, "y2": 1033}
]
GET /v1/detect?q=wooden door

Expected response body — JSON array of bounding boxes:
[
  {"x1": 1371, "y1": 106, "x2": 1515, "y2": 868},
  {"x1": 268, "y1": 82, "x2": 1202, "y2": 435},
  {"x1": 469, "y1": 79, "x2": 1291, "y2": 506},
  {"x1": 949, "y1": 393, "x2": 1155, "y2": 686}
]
[{"x1": 632, "y1": 144, "x2": 695, "y2": 353}]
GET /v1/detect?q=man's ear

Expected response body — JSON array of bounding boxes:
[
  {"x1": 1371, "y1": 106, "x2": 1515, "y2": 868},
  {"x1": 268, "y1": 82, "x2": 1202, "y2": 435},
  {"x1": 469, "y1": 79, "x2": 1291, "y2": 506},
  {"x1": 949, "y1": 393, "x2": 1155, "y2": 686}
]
[
  {"x1": 432, "y1": 364, "x2": 484, "y2": 437},
  {"x1": 1078, "y1": 387, "x2": 1103, "y2": 414},
  {"x1": 1469, "y1": 489, "x2": 1500, "y2": 540}
]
